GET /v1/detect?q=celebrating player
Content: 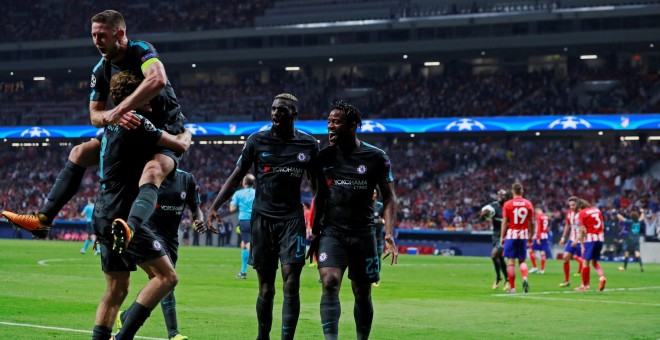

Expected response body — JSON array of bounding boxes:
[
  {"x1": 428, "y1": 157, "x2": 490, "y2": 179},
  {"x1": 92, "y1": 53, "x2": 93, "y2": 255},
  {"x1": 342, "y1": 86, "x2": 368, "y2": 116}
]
[
  {"x1": 3, "y1": 10, "x2": 187, "y2": 253},
  {"x1": 90, "y1": 69, "x2": 192, "y2": 340},
  {"x1": 308, "y1": 100, "x2": 398, "y2": 340},
  {"x1": 500, "y1": 182, "x2": 534, "y2": 294},
  {"x1": 529, "y1": 205, "x2": 551, "y2": 274},
  {"x1": 558, "y1": 196, "x2": 584, "y2": 287},
  {"x1": 575, "y1": 199, "x2": 607, "y2": 291},
  {"x1": 206, "y1": 93, "x2": 323, "y2": 340}
]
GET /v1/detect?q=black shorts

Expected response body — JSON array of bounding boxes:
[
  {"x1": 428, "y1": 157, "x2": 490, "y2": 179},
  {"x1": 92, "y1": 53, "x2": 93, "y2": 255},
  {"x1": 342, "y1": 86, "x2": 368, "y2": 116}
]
[
  {"x1": 147, "y1": 223, "x2": 180, "y2": 266},
  {"x1": 94, "y1": 217, "x2": 136, "y2": 272},
  {"x1": 625, "y1": 236, "x2": 640, "y2": 252},
  {"x1": 238, "y1": 220, "x2": 252, "y2": 244},
  {"x1": 123, "y1": 224, "x2": 169, "y2": 265},
  {"x1": 317, "y1": 228, "x2": 380, "y2": 284},
  {"x1": 250, "y1": 213, "x2": 306, "y2": 270}
]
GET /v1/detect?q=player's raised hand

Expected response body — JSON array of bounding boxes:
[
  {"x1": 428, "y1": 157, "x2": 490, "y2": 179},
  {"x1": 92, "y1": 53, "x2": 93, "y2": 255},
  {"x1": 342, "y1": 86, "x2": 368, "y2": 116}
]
[
  {"x1": 118, "y1": 111, "x2": 141, "y2": 130},
  {"x1": 382, "y1": 234, "x2": 398, "y2": 265},
  {"x1": 306, "y1": 234, "x2": 319, "y2": 264},
  {"x1": 103, "y1": 106, "x2": 129, "y2": 126}
]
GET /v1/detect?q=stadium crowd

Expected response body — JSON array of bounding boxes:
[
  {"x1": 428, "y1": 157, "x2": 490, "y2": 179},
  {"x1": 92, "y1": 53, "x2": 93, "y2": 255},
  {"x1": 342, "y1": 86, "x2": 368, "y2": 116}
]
[
  {"x1": 3, "y1": 0, "x2": 648, "y2": 43},
  {"x1": 0, "y1": 0, "x2": 271, "y2": 43},
  {"x1": 1, "y1": 137, "x2": 657, "y2": 240},
  {"x1": 1, "y1": 67, "x2": 658, "y2": 126}
]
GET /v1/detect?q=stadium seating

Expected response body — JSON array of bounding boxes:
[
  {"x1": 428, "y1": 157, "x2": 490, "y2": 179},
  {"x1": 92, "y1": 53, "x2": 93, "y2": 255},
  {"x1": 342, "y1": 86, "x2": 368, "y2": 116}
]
[
  {"x1": 0, "y1": 138, "x2": 656, "y2": 239},
  {"x1": 2, "y1": 68, "x2": 659, "y2": 125}
]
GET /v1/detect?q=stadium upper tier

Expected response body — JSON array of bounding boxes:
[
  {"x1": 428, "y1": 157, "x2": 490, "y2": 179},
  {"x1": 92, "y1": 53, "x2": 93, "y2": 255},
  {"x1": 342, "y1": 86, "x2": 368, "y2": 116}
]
[
  {"x1": 3, "y1": 0, "x2": 660, "y2": 43},
  {"x1": 1, "y1": 67, "x2": 658, "y2": 126}
]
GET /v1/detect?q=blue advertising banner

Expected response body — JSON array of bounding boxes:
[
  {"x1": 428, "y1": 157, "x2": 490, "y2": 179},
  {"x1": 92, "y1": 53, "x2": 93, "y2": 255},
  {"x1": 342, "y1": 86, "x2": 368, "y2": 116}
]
[{"x1": 0, "y1": 114, "x2": 658, "y2": 138}]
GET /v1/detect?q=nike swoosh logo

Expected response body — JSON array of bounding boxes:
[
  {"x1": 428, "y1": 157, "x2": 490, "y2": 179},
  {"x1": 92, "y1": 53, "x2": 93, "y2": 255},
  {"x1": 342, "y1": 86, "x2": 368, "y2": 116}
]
[
  {"x1": 322, "y1": 322, "x2": 334, "y2": 327},
  {"x1": 262, "y1": 153, "x2": 273, "y2": 157},
  {"x1": 295, "y1": 253, "x2": 304, "y2": 258}
]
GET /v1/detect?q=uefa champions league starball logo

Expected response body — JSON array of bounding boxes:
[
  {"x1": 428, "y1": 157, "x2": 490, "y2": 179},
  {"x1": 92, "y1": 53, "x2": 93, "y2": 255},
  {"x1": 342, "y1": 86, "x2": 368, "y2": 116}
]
[
  {"x1": 20, "y1": 127, "x2": 51, "y2": 137},
  {"x1": 548, "y1": 116, "x2": 592, "y2": 129},
  {"x1": 445, "y1": 119, "x2": 486, "y2": 131},
  {"x1": 360, "y1": 120, "x2": 386, "y2": 132},
  {"x1": 184, "y1": 124, "x2": 208, "y2": 135}
]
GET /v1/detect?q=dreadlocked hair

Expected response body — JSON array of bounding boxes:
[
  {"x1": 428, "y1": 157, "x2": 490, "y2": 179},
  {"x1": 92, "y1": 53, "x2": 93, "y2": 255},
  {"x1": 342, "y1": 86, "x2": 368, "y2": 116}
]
[{"x1": 331, "y1": 100, "x2": 362, "y2": 127}]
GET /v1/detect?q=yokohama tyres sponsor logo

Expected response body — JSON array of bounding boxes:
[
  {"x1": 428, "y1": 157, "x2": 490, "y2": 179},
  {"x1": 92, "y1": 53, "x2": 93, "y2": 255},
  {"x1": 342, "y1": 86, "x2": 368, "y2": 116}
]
[
  {"x1": 264, "y1": 166, "x2": 304, "y2": 177},
  {"x1": 330, "y1": 179, "x2": 368, "y2": 190},
  {"x1": 159, "y1": 205, "x2": 183, "y2": 214}
]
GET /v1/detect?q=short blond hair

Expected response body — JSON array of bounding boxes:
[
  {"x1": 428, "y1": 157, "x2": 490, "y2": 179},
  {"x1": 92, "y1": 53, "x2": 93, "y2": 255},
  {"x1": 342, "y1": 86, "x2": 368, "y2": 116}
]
[{"x1": 274, "y1": 93, "x2": 298, "y2": 114}]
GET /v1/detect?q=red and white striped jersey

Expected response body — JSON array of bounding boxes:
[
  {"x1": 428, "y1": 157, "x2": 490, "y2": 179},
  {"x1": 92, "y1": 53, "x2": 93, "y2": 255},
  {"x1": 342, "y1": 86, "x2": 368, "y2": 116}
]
[
  {"x1": 503, "y1": 197, "x2": 534, "y2": 240},
  {"x1": 535, "y1": 213, "x2": 549, "y2": 240},
  {"x1": 579, "y1": 207, "x2": 605, "y2": 242},
  {"x1": 566, "y1": 210, "x2": 580, "y2": 241}
]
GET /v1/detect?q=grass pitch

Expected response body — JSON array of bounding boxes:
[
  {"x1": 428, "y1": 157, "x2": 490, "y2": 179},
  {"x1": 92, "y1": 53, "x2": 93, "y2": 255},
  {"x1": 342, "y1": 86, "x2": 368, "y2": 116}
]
[{"x1": 0, "y1": 239, "x2": 658, "y2": 339}]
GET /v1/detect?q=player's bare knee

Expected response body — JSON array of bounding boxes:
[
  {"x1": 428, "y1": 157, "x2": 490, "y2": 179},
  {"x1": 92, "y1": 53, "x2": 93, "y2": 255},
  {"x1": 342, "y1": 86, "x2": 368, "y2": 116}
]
[
  {"x1": 141, "y1": 166, "x2": 165, "y2": 186},
  {"x1": 69, "y1": 141, "x2": 100, "y2": 167},
  {"x1": 108, "y1": 286, "x2": 129, "y2": 303},
  {"x1": 161, "y1": 272, "x2": 179, "y2": 291}
]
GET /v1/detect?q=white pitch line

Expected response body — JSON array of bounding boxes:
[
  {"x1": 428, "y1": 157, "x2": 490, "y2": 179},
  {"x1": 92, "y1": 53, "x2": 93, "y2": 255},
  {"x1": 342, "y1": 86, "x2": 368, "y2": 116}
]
[
  {"x1": 37, "y1": 258, "x2": 86, "y2": 266},
  {"x1": 501, "y1": 295, "x2": 660, "y2": 307},
  {"x1": 492, "y1": 285, "x2": 660, "y2": 297},
  {"x1": 0, "y1": 321, "x2": 167, "y2": 340},
  {"x1": 492, "y1": 286, "x2": 660, "y2": 307}
]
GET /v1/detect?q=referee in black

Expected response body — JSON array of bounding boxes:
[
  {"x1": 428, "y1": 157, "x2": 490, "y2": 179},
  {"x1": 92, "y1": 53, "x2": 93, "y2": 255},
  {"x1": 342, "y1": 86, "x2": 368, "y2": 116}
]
[{"x1": 308, "y1": 101, "x2": 398, "y2": 340}]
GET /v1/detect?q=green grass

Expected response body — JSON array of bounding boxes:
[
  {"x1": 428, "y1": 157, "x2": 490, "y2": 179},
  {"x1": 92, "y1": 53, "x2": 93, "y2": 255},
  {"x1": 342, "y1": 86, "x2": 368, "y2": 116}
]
[{"x1": 0, "y1": 239, "x2": 658, "y2": 339}]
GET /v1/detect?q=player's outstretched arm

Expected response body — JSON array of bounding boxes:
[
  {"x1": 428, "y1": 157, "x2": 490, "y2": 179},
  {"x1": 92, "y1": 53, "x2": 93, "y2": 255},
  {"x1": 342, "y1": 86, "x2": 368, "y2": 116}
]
[
  {"x1": 207, "y1": 166, "x2": 248, "y2": 228},
  {"x1": 616, "y1": 213, "x2": 626, "y2": 222},
  {"x1": 381, "y1": 181, "x2": 398, "y2": 265}
]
